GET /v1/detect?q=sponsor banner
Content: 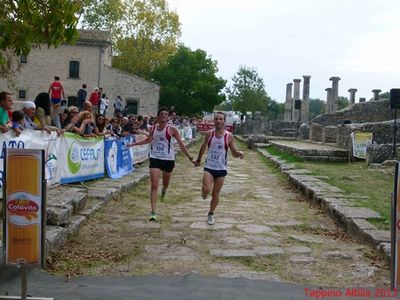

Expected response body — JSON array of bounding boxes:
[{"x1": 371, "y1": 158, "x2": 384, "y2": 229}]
[
  {"x1": 131, "y1": 134, "x2": 149, "y2": 164},
  {"x1": 197, "y1": 123, "x2": 234, "y2": 132},
  {"x1": 104, "y1": 135, "x2": 134, "y2": 179},
  {"x1": 0, "y1": 130, "x2": 60, "y2": 188},
  {"x1": 60, "y1": 132, "x2": 104, "y2": 184},
  {"x1": 351, "y1": 132, "x2": 373, "y2": 159},
  {"x1": 4, "y1": 149, "x2": 45, "y2": 267}
]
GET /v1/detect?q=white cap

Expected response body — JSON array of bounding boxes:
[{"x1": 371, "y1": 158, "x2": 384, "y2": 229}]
[{"x1": 23, "y1": 101, "x2": 36, "y2": 109}]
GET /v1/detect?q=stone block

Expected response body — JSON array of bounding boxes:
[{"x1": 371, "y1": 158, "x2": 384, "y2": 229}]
[
  {"x1": 66, "y1": 215, "x2": 87, "y2": 237},
  {"x1": 363, "y1": 230, "x2": 390, "y2": 246},
  {"x1": 46, "y1": 204, "x2": 74, "y2": 226},
  {"x1": 46, "y1": 226, "x2": 68, "y2": 252}
]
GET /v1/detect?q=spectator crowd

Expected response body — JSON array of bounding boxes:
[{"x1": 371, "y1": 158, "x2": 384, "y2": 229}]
[{"x1": 0, "y1": 76, "x2": 199, "y2": 140}]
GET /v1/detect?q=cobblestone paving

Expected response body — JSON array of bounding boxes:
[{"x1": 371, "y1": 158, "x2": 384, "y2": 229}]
[{"x1": 50, "y1": 142, "x2": 390, "y2": 288}]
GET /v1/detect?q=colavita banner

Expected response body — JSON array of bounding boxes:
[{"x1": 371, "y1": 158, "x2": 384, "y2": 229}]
[
  {"x1": 60, "y1": 132, "x2": 104, "y2": 184},
  {"x1": 4, "y1": 148, "x2": 45, "y2": 267},
  {"x1": 351, "y1": 132, "x2": 373, "y2": 159}
]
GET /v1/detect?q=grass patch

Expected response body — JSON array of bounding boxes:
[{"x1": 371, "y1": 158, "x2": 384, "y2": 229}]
[
  {"x1": 294, "y1": 160, "x2": 393, "y2": 229},
  {"x1": 265, "y1": 146, "x2": 304, "y2": 163}
]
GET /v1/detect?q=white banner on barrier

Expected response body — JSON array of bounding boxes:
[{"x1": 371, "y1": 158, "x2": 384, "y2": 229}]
[
  {"x1": 60, "y1": 132, "x2": 104, "y2": 184},
  {"x1": 0, "y1": 130, "x2": 60, "y2": 187},
  {"x1": 131, "y1": 134, "x2": 149, "y2": 164}
]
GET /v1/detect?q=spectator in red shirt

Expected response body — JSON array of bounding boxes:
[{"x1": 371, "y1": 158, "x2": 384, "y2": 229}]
[
  {"x1": 48, "y1": 76, "x2": 65, "y2": 106},
  {"x1": 89, "y1": 87, "x2": 100, "y2": 114},
  {"x1": 48, "y1": 76, "x2": 65, "y2": 128}
]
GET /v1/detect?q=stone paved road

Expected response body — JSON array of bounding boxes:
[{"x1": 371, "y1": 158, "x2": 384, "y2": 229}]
[{"x1": 48, "y1": 141, "x2": 390, "y2": 288}]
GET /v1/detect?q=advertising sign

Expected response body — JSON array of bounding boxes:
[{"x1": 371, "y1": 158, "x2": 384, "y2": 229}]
[
  {"x1": 4, "y1": 148, "x2": 45, "y2": 267},
  {"x1": 104, "y1": 135, "x2": 134, "y2": 179},
  {"x1": 351, "y1": 132, "x2": 373, "y2": 159},
  {"x1": 131, "y1": 134, "x2": 149, "y2": 164},
  {"x1": 60, "y1": 132, "x2": 104, "y2": 184}
]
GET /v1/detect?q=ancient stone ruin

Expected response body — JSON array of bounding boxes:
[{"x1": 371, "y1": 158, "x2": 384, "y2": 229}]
[{"x1": 242, "y1": 75, "x2": 396, "y2": 164}]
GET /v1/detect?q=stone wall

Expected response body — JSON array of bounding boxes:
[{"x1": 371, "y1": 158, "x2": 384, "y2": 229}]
[
  {"x1": 312, "y1": 99, "x2": 394, "y2": 126},
  {"x1": 0, "y1": 42, "x2": 159, "y2": 117},
  {"x1": 310, "y1": 123, "x2": 323, "y2": 142},
  {"x1": 241, "y1": 119, "x2": 300, "y2": 137},
  {"x1": 322, "y1": 126, "x2": 337, "y2": 143}
]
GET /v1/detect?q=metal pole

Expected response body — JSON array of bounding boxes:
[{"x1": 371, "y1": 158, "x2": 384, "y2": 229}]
[
  {"x1": 20, "y1": 262, "x2": 27, "y2": 300},
  {"x1": 394, "y1": 108, "x2": 397, "y2": 159}
]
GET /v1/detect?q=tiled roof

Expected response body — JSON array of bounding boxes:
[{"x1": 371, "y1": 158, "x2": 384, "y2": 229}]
[{"x1": 77, "y1": 29, "x2": 112, "y2": 45}]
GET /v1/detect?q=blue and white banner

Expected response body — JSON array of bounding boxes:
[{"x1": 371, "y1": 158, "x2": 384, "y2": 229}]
[{"x1": 104, "y1": 135, "x2": 134, "y2": 179}]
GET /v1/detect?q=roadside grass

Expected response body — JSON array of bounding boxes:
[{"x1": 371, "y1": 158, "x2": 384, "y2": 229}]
[{"x1": 264, "y1": 146, "x2": 393, "y2": 230}]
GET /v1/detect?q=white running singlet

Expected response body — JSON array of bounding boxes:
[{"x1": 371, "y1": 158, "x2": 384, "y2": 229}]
[
  {"x1": 149, "y1": 125, "x2": 175, "y2": 161},
  {"x1": 204, "y1": 130, "x2": 229, "y2": 171}
]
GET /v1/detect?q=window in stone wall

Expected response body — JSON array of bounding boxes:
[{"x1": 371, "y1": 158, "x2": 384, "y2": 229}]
[
  {"x1": 126, "y1": 98, "x2": 139, "y2": 115},
  {"x1": 19, "y1": 90, "x2": 26, "y2": 99},
  {"x1": 69, "y1": 61, "x2": 80, "y2": 78},
  {"x1": 20, "y1": 55, "x2": 27, "y2": 63}
]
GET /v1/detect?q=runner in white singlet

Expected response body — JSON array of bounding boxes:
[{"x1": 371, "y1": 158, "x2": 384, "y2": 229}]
[
  {"x1": 128, "y1": 107, "x2": 194, "y2": 222},
  {"x1": 194, "y1": 112, "x2": 244, "y2": 225}
]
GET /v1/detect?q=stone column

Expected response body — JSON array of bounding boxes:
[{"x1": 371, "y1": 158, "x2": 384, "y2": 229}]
[
  {"x1": 301, "y1": 75, "x2": 311, "y2": 122},
  {"x1": 284, "y1": 83, "x2": 293, "y2": 121},
  {"x1": 348, "y1": 88, "x2": 357, "y2": 105},
  {"x1": 325, "y1": 88, "x2": 332, "y2": 114},
  {"x1": 372, "y1": 89, "x2": 381, "y2": 101},
  {"x1": 359, "y1": 97, "x2": 366, "y2": 103},
  {"x1": 330, "y1": 77, "x2": 341, "y2": 113},
  {"x1": 292, "y1": 79, "x2": 301, "y2": 121}
]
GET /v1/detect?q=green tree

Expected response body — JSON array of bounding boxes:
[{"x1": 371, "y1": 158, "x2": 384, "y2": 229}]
[
  {"x1": 0, "y1": 0, "x2": 82, "y2": 80},
  {"x1": 267, "y1": 100, "x2": 284, "y2": 120},
  {"x1": 82, "y1": 0, "x2": 180, "y2": 79},
  {"x1": 226, "y1": 66, "x2": 271, "y2": 115},
  {"x1": 338, "y1": 96, "x2": 349, "y2": 110},
  {"x1": 151, "y1": 45, "x2": 226, "y2": 115},
  {"x1": 309, "y1": 98, "x2": 326, "y2": 120}
]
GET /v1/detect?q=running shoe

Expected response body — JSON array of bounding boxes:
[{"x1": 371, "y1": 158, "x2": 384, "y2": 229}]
[
  {"x1": 207, "y1": 213, "x2": 215, "y2": 225},
  {"x1": 160, "y1": 189, "x2": 166, "y2": 202},
  {"x1": 149, "y1": 212, "x2": 158, "y2": 222}
]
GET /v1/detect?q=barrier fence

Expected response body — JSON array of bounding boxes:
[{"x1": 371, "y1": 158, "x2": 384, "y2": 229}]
[{"x1": 0, "y1": 130, "x2": 151, "y2": 187}]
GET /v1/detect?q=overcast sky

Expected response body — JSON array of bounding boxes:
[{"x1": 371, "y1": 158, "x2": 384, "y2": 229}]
[{"x1": 166, "y1": 0, "x2": 400, "y2": 103}]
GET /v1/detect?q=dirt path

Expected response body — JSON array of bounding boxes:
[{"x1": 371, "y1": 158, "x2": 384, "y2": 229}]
[{"x1": 48, "y1": 141, "x2": 390, "y2": 287}]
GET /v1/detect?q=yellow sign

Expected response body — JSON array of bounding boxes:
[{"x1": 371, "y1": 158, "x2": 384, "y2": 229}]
[
  {"x1": 351, "y1": 132, "x2": 373, "y2": 159},
  {"x1": 4, "y1": 149, "x2": 45, "y2": 266}
]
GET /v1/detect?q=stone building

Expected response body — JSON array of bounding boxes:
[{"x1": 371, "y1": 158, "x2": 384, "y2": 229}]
[{"x1": 0, "y1": 30, "x2": 159, "y2": 116}]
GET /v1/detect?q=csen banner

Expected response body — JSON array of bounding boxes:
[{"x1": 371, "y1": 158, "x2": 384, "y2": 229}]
[
  {"x1": 351, "y1": 132, "x2": 373, "y2": 159},
  {"x1": 60, "y1": 132, "x2": 104, "y2": 184}
]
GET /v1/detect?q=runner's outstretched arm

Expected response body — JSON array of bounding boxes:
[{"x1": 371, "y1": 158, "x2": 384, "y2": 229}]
[{"x1": 127, "y1": 131, "x2": 153, "y2": 147}]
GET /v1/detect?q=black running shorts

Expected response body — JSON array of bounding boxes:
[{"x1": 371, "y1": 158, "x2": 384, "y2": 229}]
[
  {"x1": 149, "y1": 157, "x2": 175, "y2": 173},
  {"x1": 204, "y1": 167, "x2": 227, "y2": 179}
]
